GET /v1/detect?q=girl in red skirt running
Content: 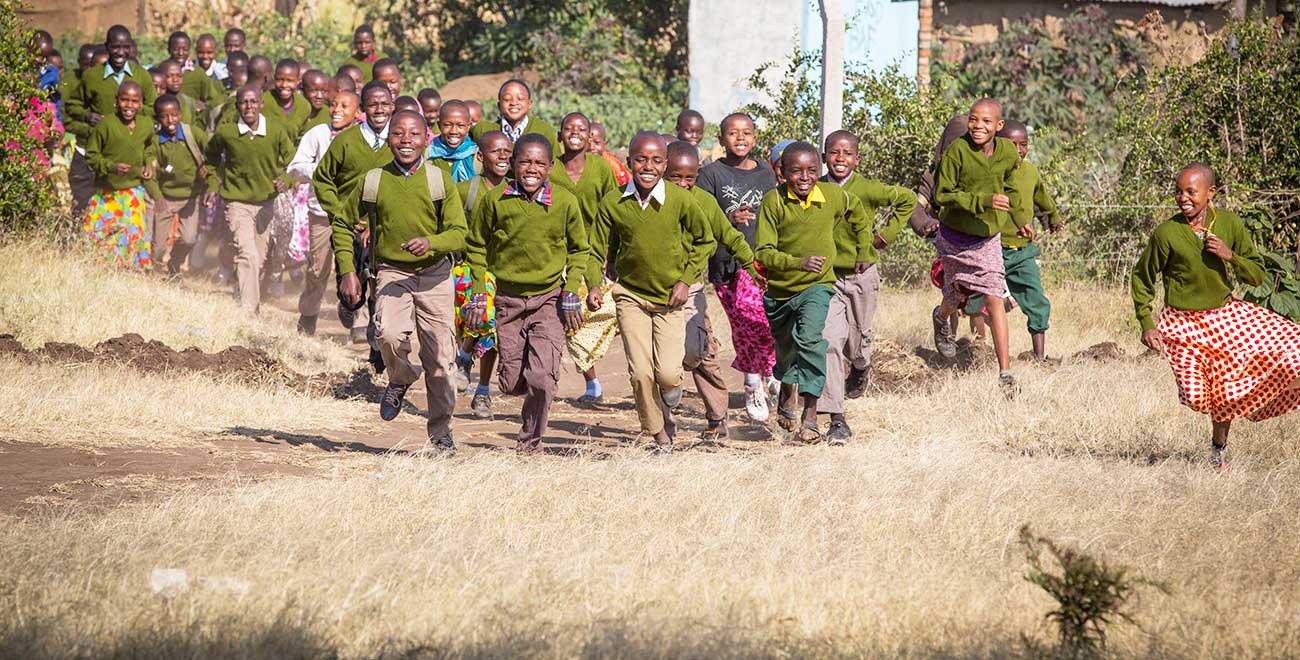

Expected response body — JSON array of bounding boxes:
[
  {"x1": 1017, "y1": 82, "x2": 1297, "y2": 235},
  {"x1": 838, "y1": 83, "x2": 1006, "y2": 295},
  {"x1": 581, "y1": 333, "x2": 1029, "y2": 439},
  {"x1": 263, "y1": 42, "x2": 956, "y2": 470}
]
[{"x1": 1132, "y1": 163, "x2": 1300, "y2": 468}]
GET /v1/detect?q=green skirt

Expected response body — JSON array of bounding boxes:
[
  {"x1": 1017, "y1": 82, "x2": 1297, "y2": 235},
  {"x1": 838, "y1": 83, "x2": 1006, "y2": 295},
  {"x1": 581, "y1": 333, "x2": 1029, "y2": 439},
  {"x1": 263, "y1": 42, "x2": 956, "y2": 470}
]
[{"x1": 764, "y1": 284, "x2": 834, "y2": 397}]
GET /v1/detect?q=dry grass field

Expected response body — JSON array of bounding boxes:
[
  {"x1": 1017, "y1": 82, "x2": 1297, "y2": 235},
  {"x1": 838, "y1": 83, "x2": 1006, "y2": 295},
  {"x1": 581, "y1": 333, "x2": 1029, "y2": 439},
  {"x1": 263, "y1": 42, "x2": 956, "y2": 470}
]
[{"x1": 1, "y1": 241, "x2": 1298, "y2": 659}]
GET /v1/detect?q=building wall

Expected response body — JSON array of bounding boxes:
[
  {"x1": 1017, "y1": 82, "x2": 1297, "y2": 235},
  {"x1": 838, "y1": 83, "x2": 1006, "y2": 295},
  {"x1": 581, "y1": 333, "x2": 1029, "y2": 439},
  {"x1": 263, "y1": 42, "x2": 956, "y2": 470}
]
[{"x1": 19, "y1": 0, "x2": 141, "y2": 37}]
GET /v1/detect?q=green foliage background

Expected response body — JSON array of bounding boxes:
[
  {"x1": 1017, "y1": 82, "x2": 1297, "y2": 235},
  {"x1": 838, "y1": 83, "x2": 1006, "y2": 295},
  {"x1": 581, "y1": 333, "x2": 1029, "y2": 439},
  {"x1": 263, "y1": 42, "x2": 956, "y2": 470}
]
[{"x1": 0, "y1": 0, "x2": 57, "y2": 231}]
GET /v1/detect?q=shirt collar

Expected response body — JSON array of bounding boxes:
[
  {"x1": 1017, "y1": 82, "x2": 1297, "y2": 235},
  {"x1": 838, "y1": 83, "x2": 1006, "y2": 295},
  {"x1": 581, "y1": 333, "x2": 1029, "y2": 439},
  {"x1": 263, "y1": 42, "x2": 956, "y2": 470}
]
[
  {"x1": 622, "y1": 179, "x2": 666, "y2": 209},
  {"x1": 393, "y1": 158, "x2": 422, "y2": 177},
  {"x1": 786, "y1": 183, "x2": 826, "y2": 210},
  {"x1": 825, "y1": 171, "x2": 853, "y2": 186},
  {"x1": 237, "y1": 114, "x2": 267, "y2": 137},
  {"x1": 102, "y1": 61, "x2": 132, "y2": 79},
  {"x1": 360, "y1": 120, "x2": 389, "y2": 150},
  {"x1": 500, "y1": 115, "x2": 529, "y2": 141},
  {"x1": 503, "y1": 179, "x2": 553, "y2": 206},
  {"x1": 159, "y1": 123, "x2": 186, "y2": 143}
]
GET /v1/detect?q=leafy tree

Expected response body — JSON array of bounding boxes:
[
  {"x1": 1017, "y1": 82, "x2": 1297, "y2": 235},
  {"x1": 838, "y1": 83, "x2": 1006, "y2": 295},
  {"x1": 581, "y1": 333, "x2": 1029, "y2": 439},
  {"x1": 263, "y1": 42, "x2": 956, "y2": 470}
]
[{"x1": 0, "y1": 0, "x2": 58, "y2": 233}]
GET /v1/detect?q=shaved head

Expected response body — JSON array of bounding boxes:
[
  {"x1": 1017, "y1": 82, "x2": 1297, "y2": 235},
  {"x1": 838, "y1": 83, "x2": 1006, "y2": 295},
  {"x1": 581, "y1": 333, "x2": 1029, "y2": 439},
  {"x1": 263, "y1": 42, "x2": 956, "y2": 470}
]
[
  {"x1": 997, "y1": 119, "x2": 1027, "y2": 139},
  {"x1": 971, "y1": 98, "x2": 1003, "y2": 119},
  {"x1": 1178, "y1": 162, "x2": 1217, "y2": 188},
  {"x1": 629, "y1": 131, "x2": 667, "y2": 154}
]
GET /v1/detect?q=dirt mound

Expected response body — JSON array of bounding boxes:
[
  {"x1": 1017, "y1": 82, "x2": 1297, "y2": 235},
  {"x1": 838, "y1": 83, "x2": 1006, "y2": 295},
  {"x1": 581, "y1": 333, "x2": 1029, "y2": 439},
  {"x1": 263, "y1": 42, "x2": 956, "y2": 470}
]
[
  {"x1": 0, "y1": 333, "x2": 334, "y2": 393},
  {"x1": 1071, "y1": 342, "x2": 1127, "y2": 362},
  {"x1": 870, "y1": 339, "x2": 938, "y2": 393}
]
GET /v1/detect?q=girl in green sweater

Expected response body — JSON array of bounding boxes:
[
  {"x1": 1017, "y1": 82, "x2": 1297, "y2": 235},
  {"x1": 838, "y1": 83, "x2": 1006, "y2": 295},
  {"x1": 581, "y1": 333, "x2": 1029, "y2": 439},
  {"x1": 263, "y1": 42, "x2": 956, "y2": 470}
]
[
  {"x1": 82, "y1": 80, "x2": 154, "y2": 270},
  {"x1": 1131, "y1": 163, "x2": 1299, "y2": 468}
]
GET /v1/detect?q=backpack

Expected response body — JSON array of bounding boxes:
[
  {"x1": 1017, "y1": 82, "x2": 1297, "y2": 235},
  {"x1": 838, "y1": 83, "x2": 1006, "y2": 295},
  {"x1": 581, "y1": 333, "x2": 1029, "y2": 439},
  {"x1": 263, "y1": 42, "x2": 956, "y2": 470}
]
[
  {"x1": 178, "y1": 122, "x2": 204, "y2": 169},
  {"x1": 462, "y1": 175, "x2": 483, "y2": 215},
  {"x1": 358, "y1": 164, "x2": 447, "y2": 288}
]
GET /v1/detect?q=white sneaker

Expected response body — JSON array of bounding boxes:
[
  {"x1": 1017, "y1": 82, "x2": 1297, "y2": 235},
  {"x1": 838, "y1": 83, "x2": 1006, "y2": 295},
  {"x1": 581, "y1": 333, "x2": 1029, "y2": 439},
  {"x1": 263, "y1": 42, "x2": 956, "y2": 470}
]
[{"x1": 745, "y1": 387, "x2": 769, "y2": 423}]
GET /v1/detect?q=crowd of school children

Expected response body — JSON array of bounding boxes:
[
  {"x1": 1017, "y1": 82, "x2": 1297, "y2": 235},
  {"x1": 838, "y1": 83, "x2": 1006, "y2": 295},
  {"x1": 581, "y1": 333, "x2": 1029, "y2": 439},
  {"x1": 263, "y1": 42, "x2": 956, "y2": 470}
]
[{"x1": 30, "y1": 22, "x2": 1300, "y2": 465}]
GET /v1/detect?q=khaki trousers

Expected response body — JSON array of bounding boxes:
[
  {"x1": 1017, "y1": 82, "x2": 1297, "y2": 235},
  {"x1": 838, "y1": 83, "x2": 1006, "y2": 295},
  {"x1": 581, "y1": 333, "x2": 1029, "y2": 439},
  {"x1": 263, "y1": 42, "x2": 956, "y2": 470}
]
[
  {"x1": 374, "y1": 261, "x2": 456, "y2": 441},
  {"x1": 297, "y1": 212, "x2": 333, "y2": 317},
  {"x1": 682, "y1": 283, "x2": 728, "y2": 423},
  {"x1": 225, "y1": 200, "x2": 274, "y2": 314},
  {"x1": 614, "y1": 284, "x2": 685, "y2": 436},
  {"x1": 818, "y1": 266, "x2": 881, "y2": 414},
  {"x1": 151, "y1": 195, "x2": 202, "y2": 274}
]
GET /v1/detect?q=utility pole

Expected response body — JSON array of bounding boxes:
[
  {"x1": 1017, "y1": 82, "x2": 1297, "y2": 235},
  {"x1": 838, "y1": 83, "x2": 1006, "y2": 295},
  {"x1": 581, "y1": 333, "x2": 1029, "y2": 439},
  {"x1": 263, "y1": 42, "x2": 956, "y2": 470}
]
[
  {"x1": 819, "y1": 0, "x2": 846, "y2": 142},
  {"x1": 918, "y1": 0, "x2": 933, "y2": 87}
]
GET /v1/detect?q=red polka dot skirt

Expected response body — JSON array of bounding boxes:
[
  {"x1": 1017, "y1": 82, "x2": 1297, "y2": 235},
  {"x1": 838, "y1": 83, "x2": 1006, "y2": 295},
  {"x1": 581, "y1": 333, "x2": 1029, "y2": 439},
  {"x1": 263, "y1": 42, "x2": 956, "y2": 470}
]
[{"x1": 1157, "y1": 299, "x2": 1300, "y2": 423}]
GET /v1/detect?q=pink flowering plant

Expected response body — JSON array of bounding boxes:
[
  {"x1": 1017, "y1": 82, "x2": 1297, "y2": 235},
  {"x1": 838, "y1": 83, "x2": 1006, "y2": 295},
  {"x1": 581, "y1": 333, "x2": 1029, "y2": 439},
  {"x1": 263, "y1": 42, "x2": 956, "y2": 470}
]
[{"x1": 0, "y1": 0, "x2": 58, "y2": 230}]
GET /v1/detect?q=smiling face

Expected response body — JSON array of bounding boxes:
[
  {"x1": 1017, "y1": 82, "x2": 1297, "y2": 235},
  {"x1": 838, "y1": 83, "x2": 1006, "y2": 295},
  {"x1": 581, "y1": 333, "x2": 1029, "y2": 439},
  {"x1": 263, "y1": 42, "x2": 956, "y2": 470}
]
[
  {"x1": 362, "y1": 87, "x2": 393, "y2": 131},
  {"x1": 498, "y1": 82, "x2": 531, "y2": 125},
  {"x1": 437, "y1": 104, "x2": 471, "y2": 148},
  {"x1": 720, "y1": 115, "x2": 755, "y2": 159},
  {"x1": 783, "y1": 150, "x2": 821, "y2": 199},
  {"x1": 666, "y1": 154, "x2": 700, "y2": 190},
  {"x1": 115, "y1": 83, "x2": 142, "y2": 122},
  {"x1": 823, "y1": 135, "x2": 858, "y2": 181},
  {"x1": 627, "y1": 134, "x2": 667, "y2": 193},
  {"x1": 302, "y1": 72, "x2": 328, "y2": 111},
  {"x1": 273, "y1": 65, "x2": 299, "y2": 103},
  {"x1": 675, "y1": 115, "x2": 704, "y2": 146},
  {"x1": 329, "y1": 91, "x2": 359, "y2": 130},
  {"x1": 511, "y1": 140, "x2": 552, "y2": 195},
  {"x1": 195, "y1": 36, "x2": 217, "y2": 70},
  {"x1": 236, "y1": 86, "x2": 263, "y2": 126},
  {"x1": 168, "y1": 35, "x2": 190, "y2": 63},
  {"x1": 479, "y1": 133, "x2": 513, "y2": 180},
  {"x1": 106, "y1": 31, "x2": 131, "y2": 70},
  {"x1": 1175, "y1": 167, "x2": 1216, "y2": 221},
  {"x1": 388, "y1": 112, "x2": 428, "y2": 168},
  {"x1": 156, "y1": 99, "x2": 181, "y2": 135},
  {"x1": 374, "y1": 65, "x2": 401, "y2": 98},
  {"x1": 967, "y1": 100, "x2": 1004, "y2": 148},
  {"x1": 560, "y1": 114, "x2": 590, "y2": 156}
]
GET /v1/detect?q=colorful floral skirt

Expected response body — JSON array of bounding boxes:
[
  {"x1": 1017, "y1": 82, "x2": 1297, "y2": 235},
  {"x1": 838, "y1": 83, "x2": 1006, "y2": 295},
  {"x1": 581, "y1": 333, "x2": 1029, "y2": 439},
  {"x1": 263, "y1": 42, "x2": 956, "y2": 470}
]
[
  {"x1": 715, "y1": 269, "x2": 776, "y2": 377},
  {"x1": 566, "y1": 283, "x2": 619, "y2": 372},
  {"x1": 288, "y1": 183, "x2": 312, "y2": 263},
  {"x1": 453, "y1": 261, "x2": 497, "y2": 357},
  {"x1": 1157, "y1": 299, "x2": 1300, "y2": 423},
  {"x1": 82, "y1": 185, "x2": 151, "y2": 270}
]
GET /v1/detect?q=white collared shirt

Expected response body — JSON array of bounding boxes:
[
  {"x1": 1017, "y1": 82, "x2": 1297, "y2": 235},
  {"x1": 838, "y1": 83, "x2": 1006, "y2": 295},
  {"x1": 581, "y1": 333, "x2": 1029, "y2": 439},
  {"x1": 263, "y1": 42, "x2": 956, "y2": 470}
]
[
  {"x1": 622, "y1": 179, "x2": 666, "y2": 210},
  {"x1": 360, "y1": 120, "x2": 389, "y2": 151},
  {"x1": 287, "y1": 122, "x2": 341, "y2": 216},
  {"x1": 237, "y1": 114, "x2": 268, "y2": 138}
]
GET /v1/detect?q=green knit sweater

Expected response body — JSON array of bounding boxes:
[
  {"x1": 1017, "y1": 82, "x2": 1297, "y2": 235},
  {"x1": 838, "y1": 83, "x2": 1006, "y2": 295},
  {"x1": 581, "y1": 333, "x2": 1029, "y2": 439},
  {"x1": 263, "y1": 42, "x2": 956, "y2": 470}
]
[
  {"x1": 85, "y1": 114, "x2": 152, "y2": 190},
  {"x1": 549, "y1": 153, "x2": 619, "y2": 233},
  {"x1": 64, "y1": 63, "x2": 158, "y2": 142},
  {"x1": 686, "y1": 185, "x2": 757, "y2": 284},
  {"x1": 262, "y1": 91, "x2": 311, "y2": 142},
  {"x1": 312, "y1": 124, "x2": 393, "y2": 226},
  {"x1": 341, "y1": 52, "x2": 388, "y2": 79},
  {"x1": 825, "y1": 172, "x2": 917, "y2": 274},
  {"x1": 336, "y1": 162, "x2": 467, "y2": 274},
  {"x1": 935, "y1": 135, "x2": 1023, "y2": 238},
  {"x1": 467, "y1": 183, "x2": 590, "y2": 297},
  {"x1": 143, "y1": 124, "x2": 216, "y2": 200},
  {"x1": 180, "y1": 70, "x2": 223, "y2": 119},
  {"x1": 205, "y1": 116, "x2": 295, "y2": 202},
  {"x1": 587, "y1": 182, "x2": 713, "y2": 305},
  {"x1": 756, "y1": 182, "x2": 868, "y2": 299},
  {"x1": 469, "y1": 115, "x2": 561, "y2": 156},
  {"x1": 1131, "y1": 209, "x2": 1267, "y2": 331},
  {"x1": 1000, "y1": 160, "x2": 1062, "y2": 248}
]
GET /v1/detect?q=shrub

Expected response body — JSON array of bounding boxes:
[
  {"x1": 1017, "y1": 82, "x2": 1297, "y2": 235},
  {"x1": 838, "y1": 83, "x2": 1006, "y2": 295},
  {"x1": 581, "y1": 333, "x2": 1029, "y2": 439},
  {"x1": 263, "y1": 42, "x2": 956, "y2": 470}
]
[
  {"x1": 534, "y1": 90, "x2": 680, "y2": 152},
  {"x1": 1, "y1": 0, "x2": 59, "y2": 233}
]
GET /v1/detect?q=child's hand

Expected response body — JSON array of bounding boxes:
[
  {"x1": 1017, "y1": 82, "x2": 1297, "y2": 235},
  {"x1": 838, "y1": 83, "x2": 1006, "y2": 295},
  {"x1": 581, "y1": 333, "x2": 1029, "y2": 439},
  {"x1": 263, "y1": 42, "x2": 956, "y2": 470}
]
[
  {"x1": 203, "y1": 192, "x2": 216, "y2": 208},
  {"x1": 1017, "y1": 223, "x2": 1035, "y2": 240},
  {"x1": 1206, "y1": 234, "x2": 1234, "y2": 261},
  {"x1": 991, "y1": 194, "x2": 1011, "y2": 211},
  {"x1": 194, "y1": 100, "x2": 206, "y2": 113},
  {"x1": 1141, "y1": 329, "x2": 1163, "y2": 353},
  {"x1": 114, "y1": 162, "x2": 132, "y2": 175},
  {"x1": 800, "y1": 255, "x2": 827, "y2": 273},
  {"x1": 560, "y1": 292, "x2": 585, "y2": 333},
  {"x1": 273, "y1": 179, "x2": 288, "y2": 194},
  {"x1": 197, "y1": 165, "x2": 208, "y2": 180},
  {"x1": 750, "y1": 270, "x2": 768, "y2": 291},
  {"x1": 339, "y1": 272, "x2": 362, "y2": 307},
  {"x1": 401, "y1": 237, "x2": 430, "y2": 256},
  {"x1": 729, "y1": 205, "x2": 755, "y2": 226},
  {"x1": 667, "y1": 281, "x2": 690, "y2": 309},
  {"x1": 1049, "y1": 222, "x2": 1064, "y2": 233},
  {"x1": 141, "y1": 164, "x2": 154, "y2": 180},
  {"x1": 586, "y1": 288, "x2": 604, "y2": 312},
  {"x1": 87, "y1": 112, "x2": 103, "y2": 125},
  {"x1": 854, "y1": 261, "x2": 871, "y2": 274}
]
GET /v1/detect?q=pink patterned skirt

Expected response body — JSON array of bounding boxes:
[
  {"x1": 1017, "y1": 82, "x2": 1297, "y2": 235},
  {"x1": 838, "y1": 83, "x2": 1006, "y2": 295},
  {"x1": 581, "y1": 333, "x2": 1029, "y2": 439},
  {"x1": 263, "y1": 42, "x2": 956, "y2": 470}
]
[{"x1": 714, "y1": 269, "x2": 776, "y2": 377}]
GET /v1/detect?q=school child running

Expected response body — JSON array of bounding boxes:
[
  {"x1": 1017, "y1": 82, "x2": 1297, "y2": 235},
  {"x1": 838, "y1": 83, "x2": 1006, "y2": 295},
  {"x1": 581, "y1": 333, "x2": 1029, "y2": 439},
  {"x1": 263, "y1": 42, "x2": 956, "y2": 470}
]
[
  {"x1": 932, "y1": 98, "x2": 1026, "y2": 393},
  {"x1": 817, "y1": 130, "x2": 916, "y2": 441},
  {"x1": 204, "y1": 85, "x2": 295, "y2": 315},
  {"x1": 300, "y1": 69, "x2": 331, "y2": 132},
  {"x1": 82, "y1": 80, "x2": 154, "y2": 269},
  {"x1": 586, "y1": 132, "x2": 714, "y2": 452},
  {"x1": 756, "y1": 142, "x2": 869, "y2": 444},
  {"x1": 588, "y1": 121, "x2": 631, "y2": 186},
  {"x1": 666, "y1": 140, "x2": 767, "y2": 440},
  {"x1": 418, "y1": 88, "x2": 442, "y2": 129},
  {"x1": 155, "y1": 60, "x2": 198, "y2": 126},
  {"x1": 194, "y1": 33, "x2": 225, "y2": 83},
  {"x1": 143, "y1": 94, "x2": 215, "y2": 274},
  {"x1": 1132, "y1": 163, "x2": 1300, "y2": 468},
  {"x1": 288, "y1": 89, "x2": 360, "y2": 335},
  {"x1": 168, "y1": 32, "x2": 222, "y2": 123},
  {"x1": 451, "y1": 130, "x2": 513, "y2": 418},
  {"x1": 696, "y1": 112, "x2": 780, "y2": 422},
  {"x1": 963, "y1": 121, "x2": 1061, "y2": 360},
  {"x1": 469, "y1": 79, "x2": 559, "y2": 154},
  {"x1": 427, "y1": 100, "x2": 477, "y2": 182},
  {"x1": 371, "y1": 59, "x2": 402, "y2": 99},
  {"x1": 550, "y1": 112, "x2": 621, "y2": 404},
  {"x1": 465, "y1": 133, "x2": 590, "y2": 453},
  {"x1": 313, "y1": 81, "x2": 395, "y2": 349},
  {"x1": 336, "y1": 110, "x2": 468, "y2": 450}
]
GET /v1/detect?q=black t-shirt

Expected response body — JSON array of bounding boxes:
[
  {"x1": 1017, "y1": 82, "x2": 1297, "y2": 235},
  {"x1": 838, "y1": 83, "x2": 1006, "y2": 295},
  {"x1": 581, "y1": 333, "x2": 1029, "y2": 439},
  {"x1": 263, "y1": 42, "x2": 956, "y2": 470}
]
[{"x1": 696, "y1": 158, "x2": 776, "y2": 284}]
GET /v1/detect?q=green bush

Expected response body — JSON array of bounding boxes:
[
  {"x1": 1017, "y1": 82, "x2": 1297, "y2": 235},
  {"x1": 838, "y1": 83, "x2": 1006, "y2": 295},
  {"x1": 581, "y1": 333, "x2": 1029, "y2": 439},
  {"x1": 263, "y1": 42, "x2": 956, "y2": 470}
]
[
  {"x1": 533, "y1": 90, "x2": 680, "y2": 152},
  {"x1": 1, "y1": 0, "x2": 58, "y2": 233}
]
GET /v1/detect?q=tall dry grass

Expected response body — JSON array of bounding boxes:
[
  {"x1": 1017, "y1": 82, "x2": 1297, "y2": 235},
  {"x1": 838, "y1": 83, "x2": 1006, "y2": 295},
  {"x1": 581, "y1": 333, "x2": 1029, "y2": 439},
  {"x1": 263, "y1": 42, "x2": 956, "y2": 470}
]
[
  {"x1": 0, "y1": 241, "x2": 358, "y2": 374},
  {"x1": 3, "y1": 282, "x2": 1299, "y2": 657}
]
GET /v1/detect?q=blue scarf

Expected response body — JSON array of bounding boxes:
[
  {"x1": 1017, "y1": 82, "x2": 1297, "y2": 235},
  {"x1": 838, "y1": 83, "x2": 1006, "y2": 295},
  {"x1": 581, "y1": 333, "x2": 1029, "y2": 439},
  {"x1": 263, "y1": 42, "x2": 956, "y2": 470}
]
[{"x1": 426, "y1": 136, "x2": 478, "y2": 183}]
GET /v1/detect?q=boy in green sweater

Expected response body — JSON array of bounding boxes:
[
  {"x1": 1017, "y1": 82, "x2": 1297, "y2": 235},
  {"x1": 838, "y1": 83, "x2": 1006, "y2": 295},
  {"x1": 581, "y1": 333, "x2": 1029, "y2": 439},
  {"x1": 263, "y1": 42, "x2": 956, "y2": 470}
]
[
  {"x1": 315, "y1": 81, "x2": 394, "y2": 347},
  {"x1": 818, "y1": 130, "x2": 917, "y2": 442},
  {"x1": 372, "y1": 59, "x2": 402, "y2": 99},
  {"x1": 338, "y1": 110, "x2": 467, "y2": 450},
  {"x1": 666, "y1": 140, "x2": 765, "y2": 440},
  {"x1": 66, "y1": 26, "x2": 156, "y2": 164},
  {"x1": 586, "y1": 132, "x2": 714, "y2": 451},
  {"x1": 169, "y1": 32, "x2": 222, "y2": 122},
  {"x1": 204, "y1": 85, "x2": 295, "y2": 315},
  {"x1": 469, "y1": 79, "x2": 559, "y2": 155},
  {"x1": 144, "y1": 94, "x2": 215, "y2": 274},
  {"x1": 156, "y1": 60, "x2": 198, "y2": 126},
  {"x1": 756, "y1": 142, "x2": 870, "y2": 443},
  {"x1": 465, "y1": 133, "x2": 589, "y2": 453},
  {"x1": 933, "y1": 98, "x2": 1026, "y2": 393},
  {"x1": 341, "y1": 24, "x2": 387, "y2": 79},
  {"x1": 963, "y1": 121, "x2": 1062, "y2": 361}
]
